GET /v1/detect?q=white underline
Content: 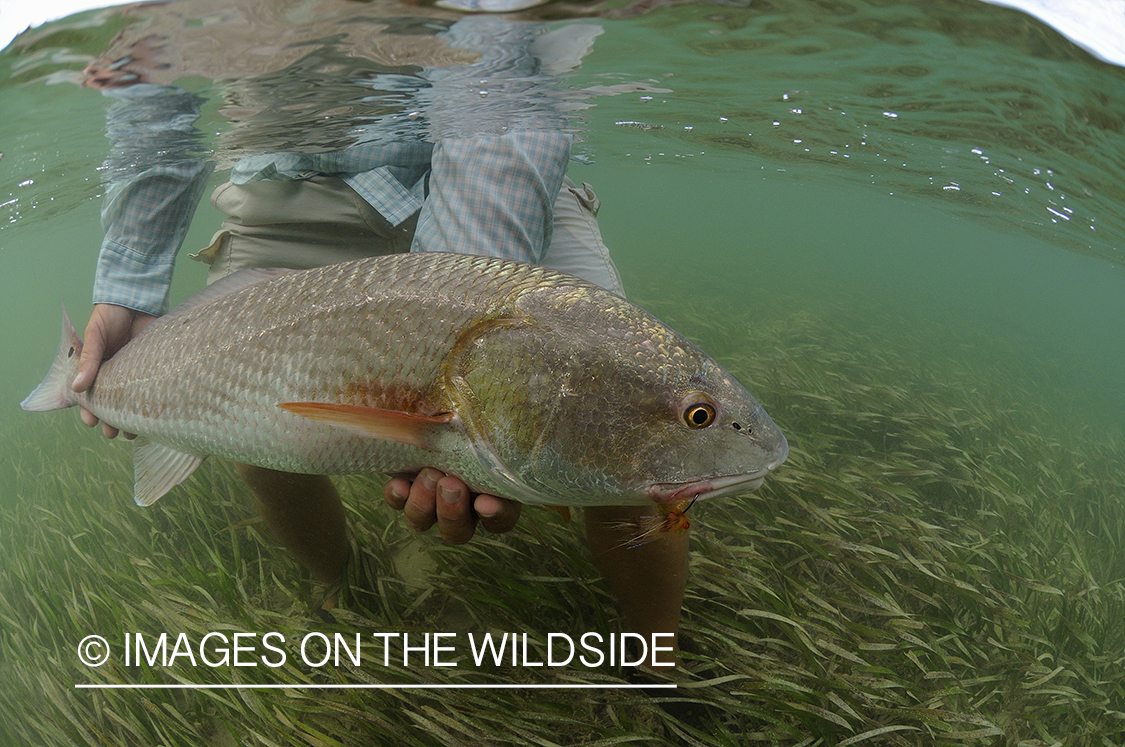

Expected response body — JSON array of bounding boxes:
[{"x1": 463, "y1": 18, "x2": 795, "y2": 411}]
[{"x1": 75, "y1": 683, "x2": 677, "y2": 690}]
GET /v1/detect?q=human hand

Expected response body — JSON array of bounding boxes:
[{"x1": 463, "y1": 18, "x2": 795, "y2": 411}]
[
  {"x1": 71, "y1": 303, "x2": 158, "y2": 438},
  {"x1": 82, "y1": 35, "x2": 170, "y2": 90},
  {"x1": 383, "y1": 468, "x2": 521, "y2": 544}
]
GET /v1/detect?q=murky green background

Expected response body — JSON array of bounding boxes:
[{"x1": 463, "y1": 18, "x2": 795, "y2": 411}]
[{"x1": 1, "y1": 0, "x2": 1123, "y2": 744}]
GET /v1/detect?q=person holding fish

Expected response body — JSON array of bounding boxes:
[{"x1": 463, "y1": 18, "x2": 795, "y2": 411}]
[{"x1": 27, "y1": 0, "x2": 787, "y2": 672}]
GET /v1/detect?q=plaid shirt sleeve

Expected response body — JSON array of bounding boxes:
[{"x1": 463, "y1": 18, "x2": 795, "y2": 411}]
[
  {"x1": 412, "y1": 130, "x2": 570, "y2": 262},
  {"x1": 92, "y1": 85, "x2": 214, "y2": 315},
  {"x1": 410, "y1": 17, "x2": 572, "y2": 261}
]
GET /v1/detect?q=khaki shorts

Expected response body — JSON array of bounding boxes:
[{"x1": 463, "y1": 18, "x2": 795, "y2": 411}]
[{"x1": 192, "y1": 175, "x2": 624, "y2": 296}]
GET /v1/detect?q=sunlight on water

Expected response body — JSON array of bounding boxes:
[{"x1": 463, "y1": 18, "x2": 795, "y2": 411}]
[{"x1": 561, "y1": 1, "x2": 1125, "y2": 260}]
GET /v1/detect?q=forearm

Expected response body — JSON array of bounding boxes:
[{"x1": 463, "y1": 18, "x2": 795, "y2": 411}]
[
  {"x1": 94, "y1": 161, "x2": 214, "y2": 314},
  {"x1": 409, "y1": 16, "x2": 574, "y2": 261},
  {"x1": 94, "y1": 84, "x2": 215, "y2": 315},
  {"x1": 411, "y1": 130, "x2": 571, "y2": 261}
]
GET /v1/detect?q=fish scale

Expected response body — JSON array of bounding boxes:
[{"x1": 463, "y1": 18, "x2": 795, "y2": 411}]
[{"x1": 23, "y1": 252, "x2": 788, "y2": 508}]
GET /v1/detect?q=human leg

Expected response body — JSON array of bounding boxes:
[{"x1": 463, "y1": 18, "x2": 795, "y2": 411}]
[
  {"x1": 235, "y1": 464, "x2": 349, "y2": 586},
  {"x1": 540, "y1": 177, "x2": 625, "y2": 295},
  {"x1": 584, "y1": 505, "x2": 689, "y2": 668}
]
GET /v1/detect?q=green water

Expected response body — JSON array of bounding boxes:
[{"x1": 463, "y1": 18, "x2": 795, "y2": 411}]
[{"x1": 2, "y1": 1, "x2": 1124, "y2": 745}]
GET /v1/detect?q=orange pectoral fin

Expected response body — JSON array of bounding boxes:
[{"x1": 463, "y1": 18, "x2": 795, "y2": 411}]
[{"x1": 278, "y1": 402, "x2": 453, "y2": 448}]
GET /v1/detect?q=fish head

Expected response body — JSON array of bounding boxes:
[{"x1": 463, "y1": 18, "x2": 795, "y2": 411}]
[
  {"x1": 635, "y1": 363, "x2": 789, "y2": 504},
  {"x1": 456, "y1": 287, "x2": 788, "y2": 506}
]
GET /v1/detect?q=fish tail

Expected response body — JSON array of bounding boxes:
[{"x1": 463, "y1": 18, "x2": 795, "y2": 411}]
[{"x1": 20, "y1": 305, "x2": 82, "y2": 412}]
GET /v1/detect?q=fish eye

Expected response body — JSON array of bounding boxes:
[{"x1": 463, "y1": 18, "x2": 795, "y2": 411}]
[{"x1": 683, "y1": 402, "x2": 716, "y2": 428}]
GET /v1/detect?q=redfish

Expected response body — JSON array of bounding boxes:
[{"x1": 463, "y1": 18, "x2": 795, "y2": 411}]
[{"x1": 22, "y1": 253, "x2": 787, "y2": 507}]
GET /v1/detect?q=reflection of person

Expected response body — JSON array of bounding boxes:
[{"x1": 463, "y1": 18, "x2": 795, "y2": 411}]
[{"x1": 72, "y1": 0, "x2": 686, "y2": 669}]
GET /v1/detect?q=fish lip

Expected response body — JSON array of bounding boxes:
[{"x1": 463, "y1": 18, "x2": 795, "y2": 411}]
[
  {"x1": 647, "y1": 471, "x2": 769, "y2": 504},
  {"x1": 648, "y1": 439, "x2": 789, "y2": 504}
]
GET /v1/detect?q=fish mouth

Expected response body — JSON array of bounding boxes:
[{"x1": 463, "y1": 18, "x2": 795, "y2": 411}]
[
  {"x1": 647, "y1": 471, "x2": 770, "y2": 504},
  {"x1": 647, "y1": 442, "x2": 789, "y2": 504}
]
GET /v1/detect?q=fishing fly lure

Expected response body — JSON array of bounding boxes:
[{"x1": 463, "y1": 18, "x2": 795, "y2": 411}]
[{"x1": 614, "y1": 496, "x2": 698, "y2": 550}]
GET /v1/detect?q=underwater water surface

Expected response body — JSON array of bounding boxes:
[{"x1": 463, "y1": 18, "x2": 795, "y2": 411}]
[{"x1": 2, "y1": 0, "x2": 1124, "y2": 745}]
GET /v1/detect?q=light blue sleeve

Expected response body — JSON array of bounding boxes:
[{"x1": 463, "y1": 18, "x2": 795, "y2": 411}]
[
  {"x1": 410, "y1": 17, "x2": 573, "y2": 261},
  {"x1": 92, "y1": 84, "x2": 215, "y2": 315},
  {"x1": 412, "y1": 130, "x2": 570, "y2": 262}
]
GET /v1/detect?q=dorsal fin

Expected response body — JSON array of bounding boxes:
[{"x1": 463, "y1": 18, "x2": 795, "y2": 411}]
[
  {"x1": 174, "y1": 267, "x2": 296, "y2": 317},
  {"x1": 146, "y1": 268, "x2": 297, "y2": 332}
]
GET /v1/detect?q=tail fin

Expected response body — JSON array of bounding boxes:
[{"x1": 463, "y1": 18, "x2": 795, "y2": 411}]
[{"x1": 21, "y1": 306, "x2": 82, "y2": 412}]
